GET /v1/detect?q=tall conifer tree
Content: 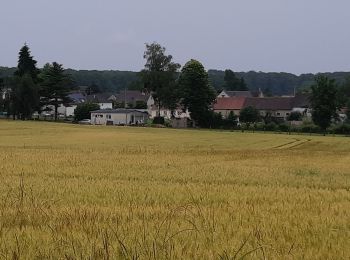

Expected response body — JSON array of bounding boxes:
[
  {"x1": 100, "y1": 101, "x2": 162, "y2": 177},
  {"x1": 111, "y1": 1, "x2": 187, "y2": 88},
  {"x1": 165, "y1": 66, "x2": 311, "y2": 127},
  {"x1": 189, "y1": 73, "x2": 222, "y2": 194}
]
[
  {"x1": 11, "y1": 44, "x2": 40, "y2": 119},
  {"x1": 40, "y1": 62, "x2": 72, "y2": 121}
]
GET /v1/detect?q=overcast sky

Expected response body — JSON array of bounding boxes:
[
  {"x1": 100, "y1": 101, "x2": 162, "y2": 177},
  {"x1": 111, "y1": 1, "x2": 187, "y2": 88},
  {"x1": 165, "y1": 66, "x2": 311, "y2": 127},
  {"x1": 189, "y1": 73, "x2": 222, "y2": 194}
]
[{"x1": 0, "y1": 0, "x2": 349, "y2": 74}]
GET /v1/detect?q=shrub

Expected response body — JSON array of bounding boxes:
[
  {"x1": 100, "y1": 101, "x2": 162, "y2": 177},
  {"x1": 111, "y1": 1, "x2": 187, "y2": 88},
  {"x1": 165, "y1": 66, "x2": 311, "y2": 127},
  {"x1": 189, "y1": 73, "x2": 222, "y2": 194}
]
[
  {"x1": 153, "y1": 116, "x2": 165, "y2": 125},
  {"x1": 264, "y1": 122, "x2": 278, "y2": 131},
  {"x1": 330, "y1": 124, "x2": 350, "y2": 135},
  {"x1": 279, "y1": 123, "x2": 290, "y2": 132},
  {"x1": 287, "y1": 111, "x2": 303, "y2": 121},
  {"x1": 74, "y1": 103, "x2": 100, "y2": 121},
  {"x1": 301, "y1": 123, "x2": 321, "y2": 133}
]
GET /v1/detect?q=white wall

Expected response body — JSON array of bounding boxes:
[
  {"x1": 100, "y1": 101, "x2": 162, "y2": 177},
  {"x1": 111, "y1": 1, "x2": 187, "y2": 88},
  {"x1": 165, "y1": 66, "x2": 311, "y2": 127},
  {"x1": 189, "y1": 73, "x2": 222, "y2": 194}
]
[
  {"x1": 91, "y1": 112, "x2": 148, "y2": 125},
  {"x1": 99, "y1": 103, "x2": 113, "y2": 109},
  {"x1": 66, "y1": 105, "x2": 77, "y2": 117}
]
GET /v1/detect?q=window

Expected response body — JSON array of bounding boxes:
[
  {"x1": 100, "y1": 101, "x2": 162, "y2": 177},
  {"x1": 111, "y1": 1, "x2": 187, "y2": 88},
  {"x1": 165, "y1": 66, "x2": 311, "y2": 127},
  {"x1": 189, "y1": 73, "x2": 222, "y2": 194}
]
[
  {"x1": 276, "y1": 112, "x2": 281, "y2": 116},
  {"x1": 286, "y1": 113, "x2": 290, "y2": 116}
]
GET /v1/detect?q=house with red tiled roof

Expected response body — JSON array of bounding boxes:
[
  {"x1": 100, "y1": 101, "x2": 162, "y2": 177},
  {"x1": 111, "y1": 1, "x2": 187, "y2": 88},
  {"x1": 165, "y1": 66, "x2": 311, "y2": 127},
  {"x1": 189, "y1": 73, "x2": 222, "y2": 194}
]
[
  {"x1": 213, "y1": 97, "x2": 246, "y2": 118},
  {"x1": 213, "y1": 94, "x2": 311, "y2": 121}
]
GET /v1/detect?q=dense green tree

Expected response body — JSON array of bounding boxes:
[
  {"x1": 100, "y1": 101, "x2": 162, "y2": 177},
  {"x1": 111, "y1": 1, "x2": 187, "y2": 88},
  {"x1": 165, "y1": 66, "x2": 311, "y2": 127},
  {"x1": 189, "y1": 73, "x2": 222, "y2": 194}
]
[
  {"x1": 0, "y1": 78, "x2": 4, "y2": 112},
  {"x1": 239, "y1": 106, "x2": 260, "y2": 128},
  {"x1": 178, "y1": 60, "x2": 216, "y2": 126},
  {"x1": 14, "y1": 44, "x2": 40, "y2": 81},
  {"x1": 223, "y1": 69, "x2": 248, "y2": 91},
  {"x1": 287, "y1": 111, "x2": 302, "y2": 121},
  {"x1": 85, "y1": 82, "x2": 101, "y2": 95},
  {"x1": 227, "y1": 111, "x2": 238, "y2": 124},
  {"x1": 263, "y1": 87, "x2": 273, "y2": 97},
  {"x1": 127, "y1": 80, "x2": 144, "y2": 91},
  {"x1": 345, "y1": 100, "x2": 350, "y2": 123},
  {"x1": 310, "y1": 76, "x2": 341, "y2": 134},
  {"x1": 341, "y1": 76, "x2": 350, "y2": 97},
  {"x1": 74, "y1": 103, "x2": 100, "y2": 121},
  {"x1": 40, "y1": 62, "x2": 73, "y2": 121},
  {"x1": 12, "y1": 74, "x2": 39, "y2": 120},
  {"x1": 140, "y1": 43, "x2": 181, "y2": 115},
  {"x1": 4, "y1": 66, "x2": 350, "y2": 96},
  {"x1": 11, "y1": 44, "x2": 40, "y2": 119}
]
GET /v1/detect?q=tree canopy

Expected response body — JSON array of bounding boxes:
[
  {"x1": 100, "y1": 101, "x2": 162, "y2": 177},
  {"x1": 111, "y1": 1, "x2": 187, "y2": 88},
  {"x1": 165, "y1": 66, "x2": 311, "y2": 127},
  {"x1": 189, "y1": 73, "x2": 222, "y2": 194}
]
[
  {"x1": 11, "y1": 44, "x2": 40, "y2": 119},
  {"x1": 178, "y1": 59, "x2": 216, "y2": 126},
  {"x1": 74, "y1": 103, "x2": 100, "y2": 121},
  {"x1": 14, "y1": 44, "x2": 40, "y2": 81},
  {"x1": 140, "y1": 42, "x2": 181, "y2": 114},
  {"x1": 223, "y1": 69, "x2": 248, "y2": 91},
  {"x1": 310, "y1": 76, "x2": 341, "y2": 133},
  {"x1": 40, "y1": 62, "x2": 73, "y2": 120},
  {"x1": 239, "y1": 106, "x2": 260, "y2": 127}
]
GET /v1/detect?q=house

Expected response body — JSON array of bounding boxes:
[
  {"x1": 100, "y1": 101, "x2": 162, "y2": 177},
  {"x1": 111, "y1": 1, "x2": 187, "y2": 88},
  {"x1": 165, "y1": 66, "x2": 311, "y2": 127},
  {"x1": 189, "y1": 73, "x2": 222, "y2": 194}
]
[
  {"x1": 58, "y1": 92, "x2": 87, "y2": 117},
  {"x1": 291, "y1": 94, "x2": 311, "y2": 118},
  {"x1": 113, "y1": 90, "x2": 150, "y2": 108},
  {"x1": 86, "y1": 93, "x2": 113, "y2": 110},
  {"x1": 91, "y1": 109, "x2": 149, "y2": 125},
  {"x1": 217, "y1": 90, "x2": 253, "y2": 98},
  {"x1": 217, "y1": 89, "x2": 264, "y2": 98},
  {"x1": 213, "y1": 94, "x2": 311, "y2": 121},
  {"x1": 213, "y1": 97, "x2": 246, "y2": 118},
  {"x1": 244, "y1": 97, "x2": 295, "y2": 120},
  {"x1": 147, "y1": 95, "x2": 191, "y2": 119}
]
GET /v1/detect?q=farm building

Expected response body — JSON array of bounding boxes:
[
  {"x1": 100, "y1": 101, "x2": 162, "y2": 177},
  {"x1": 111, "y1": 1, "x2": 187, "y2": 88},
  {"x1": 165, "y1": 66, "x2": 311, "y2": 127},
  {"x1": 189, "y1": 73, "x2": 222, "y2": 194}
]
[
  {"x1": 91, "y1": 109, "x2": 149, "y2": 125},
  {"x1": 213, "y1": 94, "x2": 311, "y2": 121}
]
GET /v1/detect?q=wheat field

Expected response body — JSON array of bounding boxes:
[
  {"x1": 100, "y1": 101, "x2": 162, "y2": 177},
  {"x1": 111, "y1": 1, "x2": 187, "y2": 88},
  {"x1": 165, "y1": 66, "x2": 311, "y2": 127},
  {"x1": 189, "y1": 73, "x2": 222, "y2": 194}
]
[{"x1": 0, "y1": 120, "x2": 349, "y2": 259}]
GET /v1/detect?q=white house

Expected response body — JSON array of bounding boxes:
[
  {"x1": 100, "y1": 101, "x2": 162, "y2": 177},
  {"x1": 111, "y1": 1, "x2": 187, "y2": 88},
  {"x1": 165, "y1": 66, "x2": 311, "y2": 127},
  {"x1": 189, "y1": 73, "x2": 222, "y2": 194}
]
[
  {"x1": 147, "y1": 95, "x2": 190, "y2": 119},
  {"x1": 91, "y1": 109, "x2": 149, "y2": 125},
  {"x1": 86, "y1": 94, "x2": 113, "y2": 110}
]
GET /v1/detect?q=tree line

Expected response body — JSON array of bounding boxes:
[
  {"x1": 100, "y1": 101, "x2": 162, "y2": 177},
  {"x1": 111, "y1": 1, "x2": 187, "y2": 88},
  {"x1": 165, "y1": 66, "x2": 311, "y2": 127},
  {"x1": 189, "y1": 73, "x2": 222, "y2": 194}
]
[
  {"x1": 2, "y1": 65, "x2": 350, "y2": 96},
  {"x1": 0, "y1": 44, "x2": 74, "y2": 120}
]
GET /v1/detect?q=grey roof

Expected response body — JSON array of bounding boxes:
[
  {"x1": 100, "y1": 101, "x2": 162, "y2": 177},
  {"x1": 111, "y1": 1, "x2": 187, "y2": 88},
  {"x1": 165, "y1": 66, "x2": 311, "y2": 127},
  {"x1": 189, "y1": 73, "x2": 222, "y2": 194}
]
[
  {"x1": 224, "y1": 91, "x2": 253, "y2": 98},
  {"x1": 91, "y1": 109, "x2": 148, "y2": 114},
  {"x1": 292, "y1": 94, "x2": 311, "y2": 108},
  {"x1": 244, "y1": 97, "x2": 295, "y2": 110},
  {"x1": 86, "y1": 93, "x2": 113, "y2": 103},
  {"x1": 68, "y1": 92, "x2": 86, "y2": 104},
  {"x1": 114, "y1": 90, "x2": 150, "y2": 103}
]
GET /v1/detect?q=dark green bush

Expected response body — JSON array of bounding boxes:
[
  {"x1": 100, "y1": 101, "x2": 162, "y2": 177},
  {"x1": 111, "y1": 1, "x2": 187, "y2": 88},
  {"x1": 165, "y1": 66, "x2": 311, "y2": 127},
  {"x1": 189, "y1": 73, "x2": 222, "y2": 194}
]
[
  {"x1": 279, "y1": 124, "x2": 290, "y2": 132},
  {"x1": 301, "y1": 124, "x2": 321, "y2": 133},
  {"x1": 264, "y1": 122, "x2": 278, "y2": 131},
  {"x1": 330, "y1": 124, "x2": 350, "y2": 135},
  {"x1": 153, "y1": 116, "x2": 165, "y2": 125}
]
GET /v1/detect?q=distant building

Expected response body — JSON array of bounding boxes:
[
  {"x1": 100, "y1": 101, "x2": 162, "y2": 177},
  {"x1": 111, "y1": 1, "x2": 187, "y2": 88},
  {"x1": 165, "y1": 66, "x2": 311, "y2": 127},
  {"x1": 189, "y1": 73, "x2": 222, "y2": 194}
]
[
  {"x1": 86, "y1": 93, "x2": 113, "y2": 110},
  {"x1": 113, "y1": 90, "x2": 150, "y2": 108},
  {"x1": 217, "y1": 89, "x2": 264, "y2": 98},
  {"x1": 213, "y1": 97, "x2": 246, "y2": 118},
  {"x1": 57, "y1": 92, "x2": 86, "y2": 117},
  {"x1": 91, "y1": 109, "x2": 149, "y2": 125},
  {"x1": 217, "y1": 90, "x2": 253, "y2": 98},
  {"x1": 244, "y1": 97, "x2": 295, "y2": 121},
  {"x1": 213, "y1": 94, "x2": 311, "y2": 121},
  {"x1": 147, "y1": 95, "x2": 191, "y2": 119}
]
